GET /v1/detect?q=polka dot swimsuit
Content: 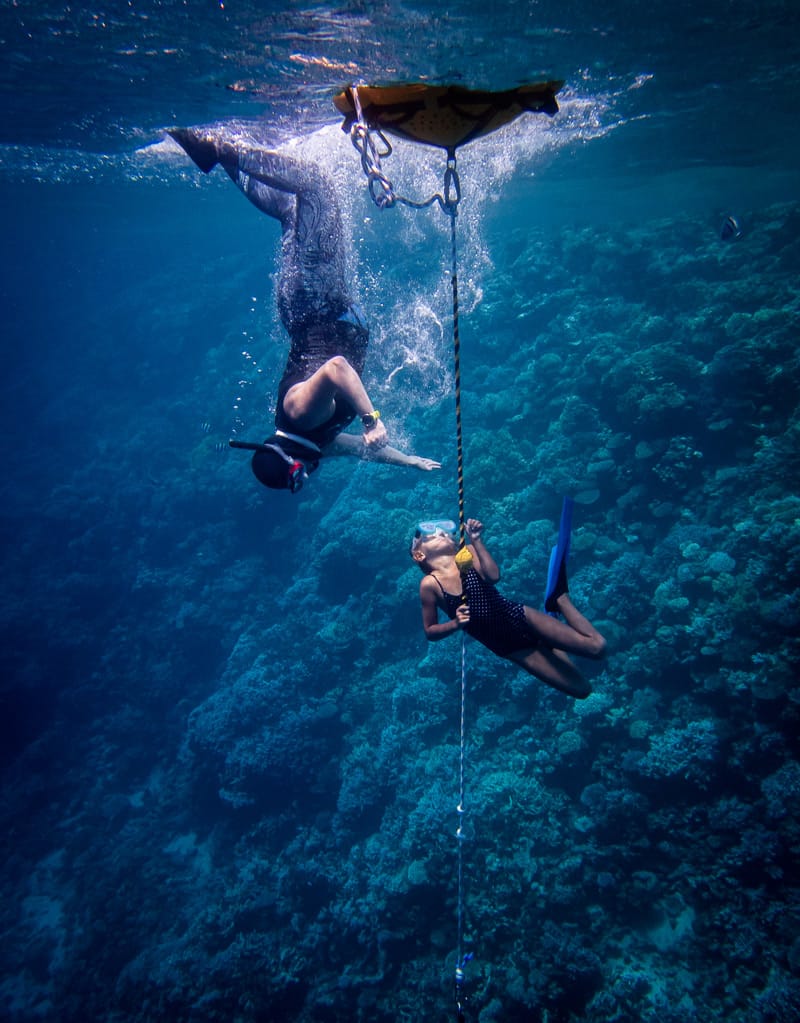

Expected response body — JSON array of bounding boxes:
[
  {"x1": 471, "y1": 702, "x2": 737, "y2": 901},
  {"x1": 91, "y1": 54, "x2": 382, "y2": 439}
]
[{"x1": 433, "y1": 568, "x2": 540, "y2": 657}]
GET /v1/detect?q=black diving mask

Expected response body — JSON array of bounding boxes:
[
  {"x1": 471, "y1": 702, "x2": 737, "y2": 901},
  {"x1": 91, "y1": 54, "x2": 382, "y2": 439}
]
[{"x1": 230, "y1": 439, "x2": 309, "y2": 493}]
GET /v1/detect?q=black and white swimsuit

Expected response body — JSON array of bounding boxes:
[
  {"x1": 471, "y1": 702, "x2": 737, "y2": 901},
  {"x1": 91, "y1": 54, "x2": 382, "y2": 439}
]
[{"x1": 433, "y1": 568, "x2": 540, "y2": 658}]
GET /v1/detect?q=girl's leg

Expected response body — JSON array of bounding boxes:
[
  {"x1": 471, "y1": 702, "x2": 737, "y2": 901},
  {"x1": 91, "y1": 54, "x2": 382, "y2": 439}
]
[
  {"x1": 231, "y1": 171, "x2": 295, "y2": 226},
  {"x1": 509, "y1": 646, "x2": 591, "y2": 699},
  {"x1": 234, "y1": 148, "x2": 342, "y2": 246},
  {"x1": 522, "y1": 597, "x2": 606, "y2": 660},
  {"x1": 506, "y1": 597, "x2": 606, "y2": 698},
  {"x1": 168, "y1": 127, "x2": 295, "y2": 224}
]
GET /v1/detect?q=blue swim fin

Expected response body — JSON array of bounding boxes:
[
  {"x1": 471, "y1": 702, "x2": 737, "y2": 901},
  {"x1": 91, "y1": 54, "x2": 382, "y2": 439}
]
[{"x1": 544, "y1": 496, "x2": 574, "y2": 614}]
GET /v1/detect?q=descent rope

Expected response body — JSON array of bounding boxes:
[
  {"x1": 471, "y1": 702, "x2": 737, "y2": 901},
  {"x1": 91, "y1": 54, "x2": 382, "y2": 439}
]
[
  {"x1": 454, "y1": 632, "x2": 471, "y2": 1023},
  {"x1": 348, "y1": 96, "x2": 470, "y2": 1020}
]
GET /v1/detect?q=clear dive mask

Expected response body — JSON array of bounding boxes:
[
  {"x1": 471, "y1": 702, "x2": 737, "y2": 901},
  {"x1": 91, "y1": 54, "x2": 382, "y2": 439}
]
[
  {"x1": 411, "y1": 519, "x2": 458, "y2": 553},
  {"x1": 416, "y1": 519, "x2": 457, "y2": 538}
]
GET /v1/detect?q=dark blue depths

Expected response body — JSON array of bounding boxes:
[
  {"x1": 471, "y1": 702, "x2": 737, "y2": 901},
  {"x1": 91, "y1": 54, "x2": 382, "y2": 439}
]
[{"x1": 1, "y1": 180, "x2": 799, "y2": 1023}]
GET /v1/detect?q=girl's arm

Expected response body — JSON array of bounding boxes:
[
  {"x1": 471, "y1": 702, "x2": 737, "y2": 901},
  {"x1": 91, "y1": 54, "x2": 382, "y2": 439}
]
[
  {"x1": 466, "y1": 518, "x2": 500, "y2": 582},
  {"x1": 420, "y1": 577, "x2": 468, "y2": 640}
]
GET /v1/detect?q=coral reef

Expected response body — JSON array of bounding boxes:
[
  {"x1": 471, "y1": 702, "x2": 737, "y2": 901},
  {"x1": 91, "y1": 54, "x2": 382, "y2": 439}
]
[{"x1": 2, "y1": 175, "x2": 798, "y2": 1023}]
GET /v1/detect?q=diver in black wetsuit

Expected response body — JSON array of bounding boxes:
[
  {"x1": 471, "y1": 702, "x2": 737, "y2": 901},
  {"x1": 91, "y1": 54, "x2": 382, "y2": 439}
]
[
  {"x1": 411, "y1": 518, "x2": 607, "y2": 699},
  {"x1": 169, "y1": 127, "x2": 441, "y2": 491}
]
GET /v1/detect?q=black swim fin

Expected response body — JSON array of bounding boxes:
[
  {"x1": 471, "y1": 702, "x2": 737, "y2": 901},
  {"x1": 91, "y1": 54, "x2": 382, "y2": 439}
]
[{"x1": 168, "y1": 128, "x2": 221, "y2": 174}]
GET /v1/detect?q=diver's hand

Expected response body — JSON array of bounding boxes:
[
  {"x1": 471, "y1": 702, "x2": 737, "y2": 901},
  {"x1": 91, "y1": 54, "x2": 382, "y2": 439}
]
[
  {"x1": 407, "y1": 455, "x2": 442, "y2": 471},
  {"x1": 455, "y1": 603, "x2": 470, "y2": 627},
  {"x1": 362, "y1": 419, "x2": 388, "y2": 449},
  {"x1": 465, "y1": 518, "x2": 484, "y2": 542}
]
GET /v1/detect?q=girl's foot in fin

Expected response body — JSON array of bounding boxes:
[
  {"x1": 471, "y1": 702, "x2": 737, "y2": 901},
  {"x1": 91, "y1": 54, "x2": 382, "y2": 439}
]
[
  {"x1": 545, "y1": 556, "x2": 568, "y2": 613},
  {"x1": 544, "y1": 495, "x2": 573, "y2": 615}
]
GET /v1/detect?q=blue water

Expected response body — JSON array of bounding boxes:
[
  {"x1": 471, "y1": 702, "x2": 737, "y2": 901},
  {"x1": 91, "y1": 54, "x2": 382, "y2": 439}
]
[{"x1": 2, "y1": 2, "x2": 799, "y2": 1021}]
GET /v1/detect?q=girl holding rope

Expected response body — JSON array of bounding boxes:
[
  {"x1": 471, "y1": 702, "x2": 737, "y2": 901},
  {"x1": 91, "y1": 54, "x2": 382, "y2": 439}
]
[{"x1": 411, "y1": 518, "x2": 607, "y2": 698}]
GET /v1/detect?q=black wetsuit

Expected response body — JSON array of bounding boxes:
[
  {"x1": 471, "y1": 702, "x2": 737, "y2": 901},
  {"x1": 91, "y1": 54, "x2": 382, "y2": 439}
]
[
  {"x1": 433, "y1": 568, "x2": 540, "y2": 658},
  {"x1": 228, "y1": 147, "x2": 369, "y2": 449},
  {"x1": 274, "y1": 305, "x2": 369, "y2": 448}
]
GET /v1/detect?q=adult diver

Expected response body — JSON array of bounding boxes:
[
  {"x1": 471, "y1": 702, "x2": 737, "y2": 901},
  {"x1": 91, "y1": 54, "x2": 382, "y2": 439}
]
[{"x1": 169, "y1": 126, "x2": 441, "y2": 492}]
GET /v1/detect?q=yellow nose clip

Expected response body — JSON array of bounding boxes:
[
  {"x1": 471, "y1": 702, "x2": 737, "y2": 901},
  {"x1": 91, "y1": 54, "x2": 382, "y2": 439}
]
[{"x1": 455, "y1": 546, "x2": 473, "y2": 574}]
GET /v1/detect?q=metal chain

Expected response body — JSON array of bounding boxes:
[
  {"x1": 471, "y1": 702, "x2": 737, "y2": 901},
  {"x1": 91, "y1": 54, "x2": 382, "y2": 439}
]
[
  {"x1": 347, "y1": 90, "x2": 461, "y2": 216},
  {"x1": 349, "y1": 121, "x2": 399, "y2": 209}
]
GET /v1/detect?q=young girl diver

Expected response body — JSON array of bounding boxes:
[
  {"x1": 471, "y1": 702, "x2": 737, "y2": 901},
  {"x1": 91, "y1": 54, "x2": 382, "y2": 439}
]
[{"x1": 411, "y1": 516, "x2": 607, "y2": 698}]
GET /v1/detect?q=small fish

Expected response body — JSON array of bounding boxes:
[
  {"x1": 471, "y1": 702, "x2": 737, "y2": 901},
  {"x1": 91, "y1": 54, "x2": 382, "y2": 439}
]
[
  {"x1": 720, "y1": 214, "x2": 741, "y2": 242},
  {"x1": 201, "y1": 422, "x2": 211, "y2": 433},
  {"x1": 214, "y1": 441, "x2": 227, "y2": 454}
]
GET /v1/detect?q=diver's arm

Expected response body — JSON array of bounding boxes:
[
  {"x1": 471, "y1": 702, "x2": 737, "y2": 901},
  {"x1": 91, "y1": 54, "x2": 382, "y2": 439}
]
[
  {"x1": 368, "y1": 445, "x2": 442, "y2": 471},
  {"x1": 324, "y1": 433, "x2": 441, "y2": 470},
  {"x1": 282, "y1": 357, "x2": 388, "y2": 450}
]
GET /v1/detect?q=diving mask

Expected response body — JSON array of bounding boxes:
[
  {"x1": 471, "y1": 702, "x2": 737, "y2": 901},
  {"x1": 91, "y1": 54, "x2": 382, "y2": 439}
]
[
  {"x1": 410, "y1": 519, "x2": 458, "y2": 553},
  {"x1": 266, "y1": 443, "x2": 308, "y2": 493},
  {"x1": 230, "y1": 438, "x2": 309, "y2": 493},
  {"x1": 416, "y1": 519, "x2": 457, "y2": 538}
]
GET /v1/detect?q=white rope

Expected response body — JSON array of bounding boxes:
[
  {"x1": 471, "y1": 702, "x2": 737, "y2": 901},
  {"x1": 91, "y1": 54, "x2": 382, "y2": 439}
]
[{"x1": 454, "y1": 632, "x2": 468, "y2": 1016}]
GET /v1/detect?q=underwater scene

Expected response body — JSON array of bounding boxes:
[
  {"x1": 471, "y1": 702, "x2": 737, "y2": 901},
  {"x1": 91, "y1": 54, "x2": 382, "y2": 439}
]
[{"x1": 1, "y1": 1, "x2": 799, "y2": 1021}]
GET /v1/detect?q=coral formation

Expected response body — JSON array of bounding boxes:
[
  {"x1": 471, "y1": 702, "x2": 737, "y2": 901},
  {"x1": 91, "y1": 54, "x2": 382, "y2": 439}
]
[{"x1": 2, "y1": 166, "x2": 798, "y2": 1023}]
